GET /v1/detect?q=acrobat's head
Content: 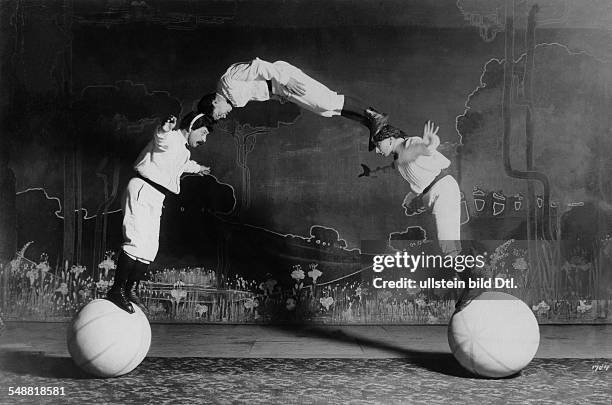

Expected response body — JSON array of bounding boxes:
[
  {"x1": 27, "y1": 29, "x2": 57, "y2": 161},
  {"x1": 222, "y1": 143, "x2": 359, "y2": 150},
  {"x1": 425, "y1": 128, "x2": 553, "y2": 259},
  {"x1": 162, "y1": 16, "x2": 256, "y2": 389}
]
[
  {"x1": 180, "y1": 111, "x2": 214, "y2": 148},
  {"x1": 197, "y1": 93, "x2": 232, "y2": 121},
  {"x1": 370, "y1": 125, "x2": 405, "y2": 157}
]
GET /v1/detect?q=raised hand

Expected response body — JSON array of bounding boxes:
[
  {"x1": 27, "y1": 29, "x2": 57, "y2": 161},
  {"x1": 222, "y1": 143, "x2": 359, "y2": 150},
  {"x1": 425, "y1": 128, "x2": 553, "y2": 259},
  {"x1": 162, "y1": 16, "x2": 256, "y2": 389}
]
[
  {"x1": 422, "y1": 120, "x2": 440, "y2": 153},
  {"x1": 422, "y1": 120, "x2": 439, "y2": 139},
  {"x1": 162, "y1": 115, "x2": 177, "y2": 132}
]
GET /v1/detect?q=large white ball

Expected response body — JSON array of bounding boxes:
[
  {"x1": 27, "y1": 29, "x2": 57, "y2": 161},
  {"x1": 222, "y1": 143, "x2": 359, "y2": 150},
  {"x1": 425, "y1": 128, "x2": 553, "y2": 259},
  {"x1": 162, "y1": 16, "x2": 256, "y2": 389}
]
[
  {"x1": 448, "y1": 292, "x2": 540, "y2": 378},
  {"x1": 67, "y1": 299, "x2": 151, "y2": 377}
]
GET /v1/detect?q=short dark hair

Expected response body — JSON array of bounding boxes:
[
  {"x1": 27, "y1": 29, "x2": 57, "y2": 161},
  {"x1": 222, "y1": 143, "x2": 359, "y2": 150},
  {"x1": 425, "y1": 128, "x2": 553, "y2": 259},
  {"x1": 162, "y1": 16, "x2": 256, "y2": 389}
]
[
  {"x1": 179, "y1": 111, "x2": 214, "y2": 132},
  {"x1": 196, "y1": 93, "x2": 217, "y2": 118},
  {"x1": 369, "y1": 125, "x2": 407, "y2": 151}
]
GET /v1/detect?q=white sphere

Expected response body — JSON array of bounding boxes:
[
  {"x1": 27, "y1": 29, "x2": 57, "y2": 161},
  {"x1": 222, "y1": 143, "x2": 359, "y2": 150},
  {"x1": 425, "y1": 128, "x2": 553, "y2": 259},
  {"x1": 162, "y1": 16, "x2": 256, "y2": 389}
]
[
  {"x1": 448, "y1": 292, "x2": 540, "y2": 378},
  {"x1": 67, "y1": 299, "x2": 151, "y2": 377}
]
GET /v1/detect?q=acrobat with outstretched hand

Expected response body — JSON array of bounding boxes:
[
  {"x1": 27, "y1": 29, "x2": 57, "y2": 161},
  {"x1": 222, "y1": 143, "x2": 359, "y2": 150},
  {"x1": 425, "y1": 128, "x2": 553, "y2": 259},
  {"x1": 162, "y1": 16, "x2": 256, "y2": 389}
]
[
  {"x1": 370, "y1": 120, "x2": 485, "y2": 312},
  {"x1": 106, "y1": 113, "x2": 213, "y2": 313}
]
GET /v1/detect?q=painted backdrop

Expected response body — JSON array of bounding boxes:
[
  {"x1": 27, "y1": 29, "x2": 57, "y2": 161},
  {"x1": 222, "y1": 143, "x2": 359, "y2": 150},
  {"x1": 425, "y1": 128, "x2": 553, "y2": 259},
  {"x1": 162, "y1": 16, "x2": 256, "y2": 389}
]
[{"x1": 1, "y1": 0, "x2": 611, "y2": 324}]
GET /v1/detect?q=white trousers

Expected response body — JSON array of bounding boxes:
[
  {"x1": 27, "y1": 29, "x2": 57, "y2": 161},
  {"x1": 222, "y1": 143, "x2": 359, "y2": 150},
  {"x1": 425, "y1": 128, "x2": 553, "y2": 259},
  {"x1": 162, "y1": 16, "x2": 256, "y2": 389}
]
[
  {"x1": 421, "y1": 175, "x2": 462, "y2": 257},
  {"x1": 272, "y1": 61, "x2": 345, "y2": 117},
  {"x1": 121, "y1": 177, "x2": 165, "y2": 263}
]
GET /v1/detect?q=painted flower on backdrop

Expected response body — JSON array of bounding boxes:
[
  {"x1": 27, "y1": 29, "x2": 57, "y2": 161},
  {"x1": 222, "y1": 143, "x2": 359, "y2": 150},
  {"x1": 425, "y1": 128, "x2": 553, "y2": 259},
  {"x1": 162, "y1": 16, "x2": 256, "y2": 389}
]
[
  {"x1": 36, "y1": 260, "x2": 50, "y2": 274},
  {"x1": 26, "y1": 269, "x2": 37, "y2": 286},
  {"x1": 320, "y1": 296, "x2": 334, "y2": 310},
  {"x1": 379, "y1": 291, "x2": 392, "y2": 302},
  {"x1": 55, "y1": 283, "x2": 68, "y2": 296},
  {"x1": 512, "y1": 257, "x2": 528, "y2": 271},
  {"x1": 170, "y1": 289, "x2": 187, "y2": 303},
  {"x1": 195, "y1": 304, "x2": 208, "y2": 317},
  {"x1": 342, "y1": 301, "x2": 354, "y2": 320},
  {"x1": 234, "y1": 276, "x2": 249, "y2": 290},
  {"x1": 9, "y1": 258, "x2": 21, "y2": 272},
  {"x1": 78, "y1": 289, "x2": 91, "y2": 300},
  {"x1": 488, "y1": 239, "x2": 514, "y2": 271},
  {"x1": 70, "y1": 265, "x2": 86, "y2": 277},
  {"x1": 414, "y1": 296, "x2": 427, "y2": 309},
  {"x1": 98, "y1": 252, "x2": 117, "y2": 278},
  {"x1": 170, "y1": 281, "x2": 187, "y2": 303},
  {"x1": 308, "y1": 263, "x2": 322, "y2": 283},
  {"x1": 291, "y1": 265, "x2": 305, "y2": 281},
  {"x1": 96, "y1": 280, "x2": 109, "y2": 290},
  {"x1": 531, "y1": 301, "x2": 550, "y2": 315},
  {"x1": 286, "y1": 297, "x2": 297, "y2": 311},
  {"x1": 577, "y1": 300, "x2": 592, "y2": 313},
  {"x1": 244, "y1": 298, "x2": 259, "y2": 310}
]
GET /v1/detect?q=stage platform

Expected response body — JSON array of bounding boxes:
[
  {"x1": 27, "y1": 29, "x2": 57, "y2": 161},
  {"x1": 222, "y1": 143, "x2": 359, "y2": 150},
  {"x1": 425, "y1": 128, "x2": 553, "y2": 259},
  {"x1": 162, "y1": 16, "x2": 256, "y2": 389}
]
[{"x1": 1, "y1": 322, "x2": 611, "y2": 359}]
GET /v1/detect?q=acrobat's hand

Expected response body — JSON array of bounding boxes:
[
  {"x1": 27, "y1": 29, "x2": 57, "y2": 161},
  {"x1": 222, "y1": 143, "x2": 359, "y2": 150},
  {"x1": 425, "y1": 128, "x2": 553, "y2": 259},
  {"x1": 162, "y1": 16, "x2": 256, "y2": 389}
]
[
  {"x1": 422, "y1": 120, "x2": 440, "y2": 153},
  {"x1": 423, "y1": 120, "x2": 439, "y2": 137},
  {"x1": 198, "y1": 165, "x2": 211, "y2": 176},
  {"x1": 162, "y1": 115, "x2": 177, "y2": 132},
  {"x1": 358, "y1": 164, "x2": 371, "y2": 178},
  {"x1": 285, "y1": 77, "x2": 306, "y2": 97}
]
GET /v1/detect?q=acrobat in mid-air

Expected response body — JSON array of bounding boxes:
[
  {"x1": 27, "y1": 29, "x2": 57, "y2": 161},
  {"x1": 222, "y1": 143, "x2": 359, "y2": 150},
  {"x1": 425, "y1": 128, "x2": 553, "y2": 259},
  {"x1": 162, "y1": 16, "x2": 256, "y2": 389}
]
[
  {"x1": 370, "y1": 121, "x2": 483, "y2": 311},
  {"x1": 106, "y1": 112, "x2": 213, "y2": 313},
  {"x1": 197, "y1": 57, "x2": 389, "y2": 140}
]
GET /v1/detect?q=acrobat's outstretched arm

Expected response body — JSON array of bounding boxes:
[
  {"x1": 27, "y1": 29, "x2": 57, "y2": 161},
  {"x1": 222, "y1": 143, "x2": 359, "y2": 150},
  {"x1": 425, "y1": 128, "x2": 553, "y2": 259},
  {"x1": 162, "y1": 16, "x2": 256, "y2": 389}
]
[
  {"x1": 421, "y1": 120, "x2": 440, "y2": 154},
  {"x1": 381, "y1": 120, "x2": 441, "y2": 163}
]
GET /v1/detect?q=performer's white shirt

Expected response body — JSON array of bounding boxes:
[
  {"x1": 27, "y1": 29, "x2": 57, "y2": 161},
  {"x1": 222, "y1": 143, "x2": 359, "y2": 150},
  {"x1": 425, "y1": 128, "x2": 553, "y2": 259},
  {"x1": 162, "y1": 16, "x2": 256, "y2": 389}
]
[
  {"x1": 217, "y1": 57, "x2": 291, "y2": 108},
  {"x1": 133, "y1": 129, "x2": 201, "y2": 195},
  {"x1": 397, "y1": 137, "x2": 450, "y2": 194}
]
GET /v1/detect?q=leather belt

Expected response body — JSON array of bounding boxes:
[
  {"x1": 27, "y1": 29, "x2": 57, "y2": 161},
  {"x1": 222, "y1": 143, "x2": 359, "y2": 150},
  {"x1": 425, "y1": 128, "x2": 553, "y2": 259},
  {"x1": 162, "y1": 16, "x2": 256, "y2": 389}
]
[
  {"x1": 135, "y1": 173, "x2": 171, "y2": 197},
  {"x1": 421, "y1": 172, "x2": 446, "y2": 195}
]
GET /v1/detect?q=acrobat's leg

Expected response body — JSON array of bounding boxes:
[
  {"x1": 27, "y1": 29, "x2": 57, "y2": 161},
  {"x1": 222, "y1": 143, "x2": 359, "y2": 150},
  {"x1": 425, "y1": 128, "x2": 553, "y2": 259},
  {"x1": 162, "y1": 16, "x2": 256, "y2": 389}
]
[
  {"x1": 454, "y1": 249, "x2": 488, "y2": 313},
  {"x1": 340, "y1": 96, "x2": 389, "y2": 138},
  {"x1": 273, "y1": 61, "x2": 388, "y2": 138},
  {"x1": 126, "y1": 260, "x2": 150, "y2": 312},
  {"x1": 106, "y1": 250, "x2": 136, "y2": 314},
  {"x1": 110, "y1": 177, "x2": 163, "y2": 313},
  {"x1": 423, "y1": 175, "x2": 485, "y2": 312}
]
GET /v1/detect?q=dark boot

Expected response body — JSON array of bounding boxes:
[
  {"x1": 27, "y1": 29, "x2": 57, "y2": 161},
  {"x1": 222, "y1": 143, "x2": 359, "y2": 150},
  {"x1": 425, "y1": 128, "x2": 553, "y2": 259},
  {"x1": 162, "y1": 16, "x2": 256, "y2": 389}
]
[
  {"x1": 454, "y1": 267, "x2": 487, "y2": 313},
  {"x1": 364, "y1": 107, "x2": 389, "y2": 138},
  {"x1": 126, "y1": 279, "x2": 148, "y2": 312},
  {"x1": 127, "y1": 260, "x2": 150, "y2": 312},
  {"x1": 106, "y1": 251, "x2": 135, "y2": 314},
  {"x1": 340, "y1": 96, "x2": 388, "y2": 136}
]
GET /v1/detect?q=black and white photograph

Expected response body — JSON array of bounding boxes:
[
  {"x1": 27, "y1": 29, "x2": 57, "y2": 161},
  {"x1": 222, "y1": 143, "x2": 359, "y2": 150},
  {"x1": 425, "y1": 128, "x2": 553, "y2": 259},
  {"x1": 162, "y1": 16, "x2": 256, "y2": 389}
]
[{"x1": 0, "y1": 0, "x2": 611, "y2": 403}]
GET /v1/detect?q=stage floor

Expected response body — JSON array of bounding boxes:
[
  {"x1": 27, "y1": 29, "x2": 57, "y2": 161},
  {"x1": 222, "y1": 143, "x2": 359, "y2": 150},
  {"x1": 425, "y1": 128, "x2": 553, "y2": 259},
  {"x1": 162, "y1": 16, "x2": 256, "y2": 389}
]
[
  {"x1": 1, "y1": 322, "x2": 611, "y2": 359},
  {"x1": 1, "y1": 323, "x2": 611, "y2": 404}
]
